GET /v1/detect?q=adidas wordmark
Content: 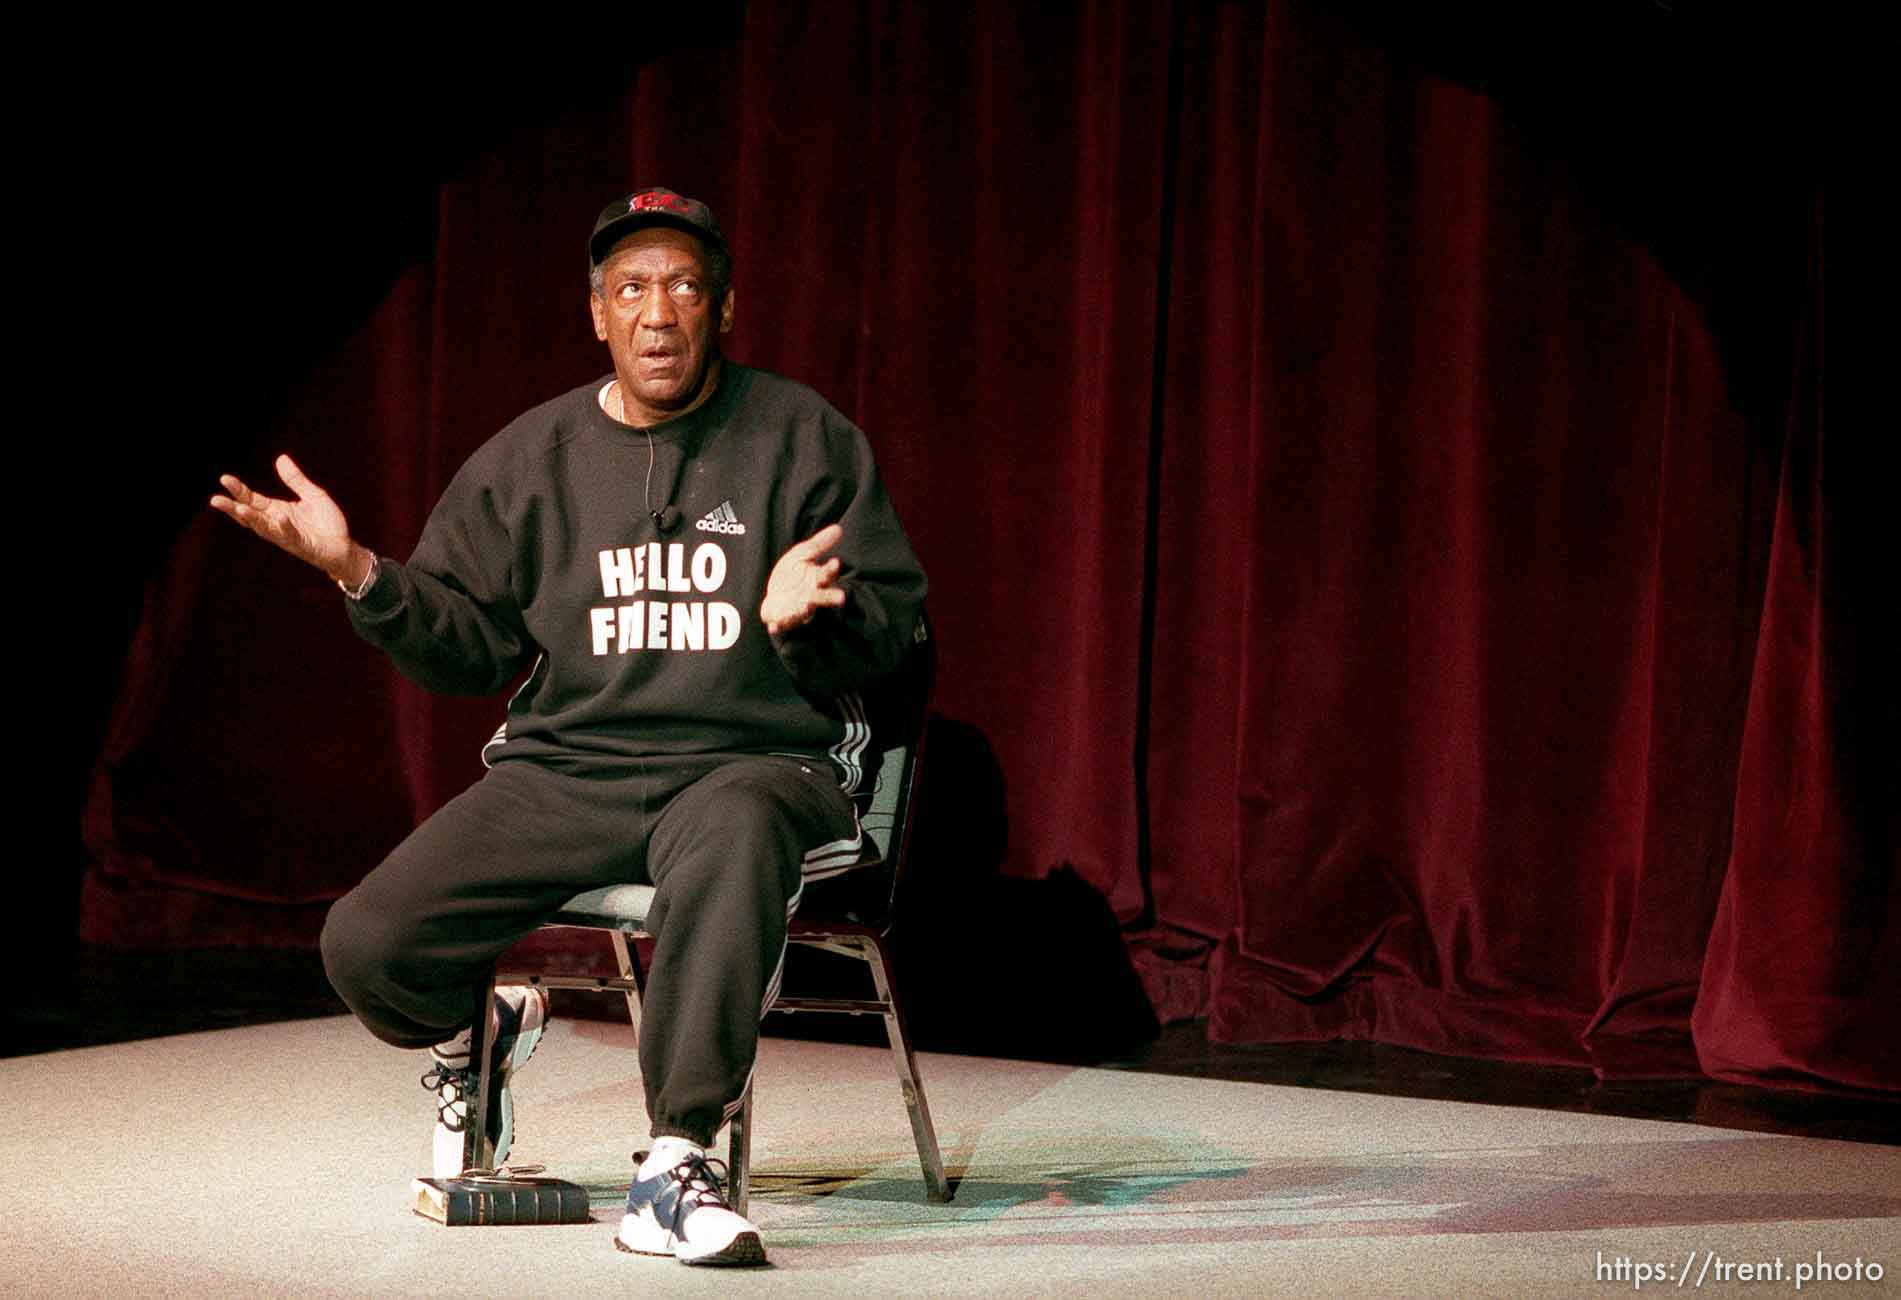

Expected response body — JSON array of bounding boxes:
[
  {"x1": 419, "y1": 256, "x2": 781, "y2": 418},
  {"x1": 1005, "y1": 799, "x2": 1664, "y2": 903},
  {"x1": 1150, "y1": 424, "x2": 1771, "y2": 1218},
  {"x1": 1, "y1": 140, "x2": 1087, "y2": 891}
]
[{"x1": 696, "y1": 501, "x2": 747, "y2": 535}]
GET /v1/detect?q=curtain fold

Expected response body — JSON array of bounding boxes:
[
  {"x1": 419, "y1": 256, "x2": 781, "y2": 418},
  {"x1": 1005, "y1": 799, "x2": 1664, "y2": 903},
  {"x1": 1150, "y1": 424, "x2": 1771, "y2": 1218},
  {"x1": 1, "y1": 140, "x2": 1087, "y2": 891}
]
[
  {"x1": 1693, "y1": 202, "x2": 1900, "y2": 1093},
  {"x1": 84, "y1": 2, "x2": 1884, "y2": 1093}
]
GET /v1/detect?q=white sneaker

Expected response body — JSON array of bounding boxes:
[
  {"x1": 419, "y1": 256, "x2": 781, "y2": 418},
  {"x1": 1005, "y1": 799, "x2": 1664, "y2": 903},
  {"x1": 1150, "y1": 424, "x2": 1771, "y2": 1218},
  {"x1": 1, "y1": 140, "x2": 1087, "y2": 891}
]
[
  {"x1": 616, "y1": 1140, "x2": 766, "y2": 1266},
  {"x1": 421, "y1": 985, "x2": 548, "y2": 1179}
]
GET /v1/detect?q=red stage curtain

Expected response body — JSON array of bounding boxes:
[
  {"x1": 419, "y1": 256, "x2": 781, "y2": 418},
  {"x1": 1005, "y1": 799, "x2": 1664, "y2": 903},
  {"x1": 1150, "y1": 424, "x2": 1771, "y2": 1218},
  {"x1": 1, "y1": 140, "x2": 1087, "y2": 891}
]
[{"x1": 82, "y1": 3, "x2": 1888, "y2": 1093}]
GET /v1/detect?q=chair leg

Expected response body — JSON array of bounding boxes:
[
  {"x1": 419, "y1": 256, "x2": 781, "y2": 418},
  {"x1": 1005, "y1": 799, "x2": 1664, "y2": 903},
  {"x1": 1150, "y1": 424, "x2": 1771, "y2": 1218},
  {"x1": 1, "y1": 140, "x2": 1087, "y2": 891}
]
[
  {"x1": 610, "y1": 931, "x2": 644, "y2": 1034},
  {"x1": 862, "y1": 936, "x2": 951, "y2": 1202},
  {"x1": 727, "y1": 1080, "x2": 754, "y2": 1217},
  {"x1": 462, "y1": 970, "x2": 497, "y2": 1174}
]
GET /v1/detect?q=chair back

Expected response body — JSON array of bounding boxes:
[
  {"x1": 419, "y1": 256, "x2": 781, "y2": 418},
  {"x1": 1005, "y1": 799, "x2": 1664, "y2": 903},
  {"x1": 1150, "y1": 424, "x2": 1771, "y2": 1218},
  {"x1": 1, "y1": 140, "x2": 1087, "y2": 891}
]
[{"x1": 814, "y1": 611, "x2": 934, "y2": 926}]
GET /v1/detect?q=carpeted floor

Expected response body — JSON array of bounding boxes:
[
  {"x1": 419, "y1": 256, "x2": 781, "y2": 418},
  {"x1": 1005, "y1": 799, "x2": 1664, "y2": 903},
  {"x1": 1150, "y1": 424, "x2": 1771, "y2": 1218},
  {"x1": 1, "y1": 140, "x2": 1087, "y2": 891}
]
[{"x1": 9, "y1": 1014, "x2": 1899, "y2": 1297}]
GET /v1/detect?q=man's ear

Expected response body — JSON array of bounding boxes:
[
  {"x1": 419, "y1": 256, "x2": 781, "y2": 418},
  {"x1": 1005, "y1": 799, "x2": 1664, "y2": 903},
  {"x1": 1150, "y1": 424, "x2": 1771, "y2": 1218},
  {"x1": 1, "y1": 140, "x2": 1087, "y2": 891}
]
[
  {"x1": 589, "y1": 292, "x2": 608, "y2": 342},
  {"x1": 719, "y1": 287, "x2": 736, "y2": 334}
]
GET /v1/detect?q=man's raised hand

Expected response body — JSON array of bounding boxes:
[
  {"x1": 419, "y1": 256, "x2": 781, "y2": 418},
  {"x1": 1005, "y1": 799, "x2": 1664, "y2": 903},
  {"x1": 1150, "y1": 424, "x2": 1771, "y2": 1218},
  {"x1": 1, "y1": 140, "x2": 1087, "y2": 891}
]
[
  {"x1": 761, "y1": 522, "x2": 849, "y2": 635},
  {"x1": 209, "y1": 454, "x2": 374, "y2": 589}
]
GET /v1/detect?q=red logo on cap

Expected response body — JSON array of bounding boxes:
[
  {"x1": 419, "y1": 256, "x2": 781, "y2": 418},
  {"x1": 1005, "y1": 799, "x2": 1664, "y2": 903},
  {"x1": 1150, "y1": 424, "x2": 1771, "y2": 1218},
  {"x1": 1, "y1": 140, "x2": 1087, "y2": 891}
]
[{"x1": 630, "y1": 191, "x2": 692, "y2": 214}]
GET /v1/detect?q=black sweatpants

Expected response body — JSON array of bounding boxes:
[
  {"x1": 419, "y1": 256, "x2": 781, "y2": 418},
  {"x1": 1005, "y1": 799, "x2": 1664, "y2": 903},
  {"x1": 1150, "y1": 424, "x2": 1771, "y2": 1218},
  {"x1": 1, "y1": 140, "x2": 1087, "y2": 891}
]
[{"x1": 319, "y1": 753, "x2": 860, "y2": 1147}]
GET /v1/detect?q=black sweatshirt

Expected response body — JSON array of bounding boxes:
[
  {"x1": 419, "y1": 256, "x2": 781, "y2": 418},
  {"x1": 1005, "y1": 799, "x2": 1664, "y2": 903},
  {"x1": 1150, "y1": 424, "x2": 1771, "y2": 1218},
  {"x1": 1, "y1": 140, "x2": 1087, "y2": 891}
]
[{"x1": 346, "y1": 365, "x2": 927, "y2": 783}]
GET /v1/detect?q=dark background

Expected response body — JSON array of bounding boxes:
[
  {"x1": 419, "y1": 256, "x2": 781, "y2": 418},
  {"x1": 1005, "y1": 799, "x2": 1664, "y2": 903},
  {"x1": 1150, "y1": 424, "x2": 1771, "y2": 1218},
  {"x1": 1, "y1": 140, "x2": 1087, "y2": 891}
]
[{"x1": 50, "y1": 4, "x2": 1889, "y2": 1093}]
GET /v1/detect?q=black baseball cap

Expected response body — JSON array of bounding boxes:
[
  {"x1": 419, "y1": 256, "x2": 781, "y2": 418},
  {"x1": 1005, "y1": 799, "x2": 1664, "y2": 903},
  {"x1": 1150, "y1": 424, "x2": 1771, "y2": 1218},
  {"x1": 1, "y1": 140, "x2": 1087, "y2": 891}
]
[{"x1": 589, "y1": 187, "x2": 729, "y2": 268}]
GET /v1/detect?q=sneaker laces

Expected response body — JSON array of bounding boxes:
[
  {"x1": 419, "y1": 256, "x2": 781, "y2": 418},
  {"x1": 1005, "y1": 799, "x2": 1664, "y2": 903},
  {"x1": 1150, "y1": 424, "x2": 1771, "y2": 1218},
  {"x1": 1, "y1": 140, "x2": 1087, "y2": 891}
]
[
  {"x1": 662, "y1": 1152, "x2": 735, "y2": 1234},
  {"x1": 420, "y1": 1061, "x2": 473, "y2": 1132}
]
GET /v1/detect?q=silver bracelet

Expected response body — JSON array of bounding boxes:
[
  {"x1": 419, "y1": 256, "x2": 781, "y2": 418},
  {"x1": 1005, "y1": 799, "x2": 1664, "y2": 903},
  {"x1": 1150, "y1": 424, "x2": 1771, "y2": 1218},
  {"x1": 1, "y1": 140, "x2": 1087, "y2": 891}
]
[{"x1": 338, "y1": 553, "x2": 379, "y2": 600}]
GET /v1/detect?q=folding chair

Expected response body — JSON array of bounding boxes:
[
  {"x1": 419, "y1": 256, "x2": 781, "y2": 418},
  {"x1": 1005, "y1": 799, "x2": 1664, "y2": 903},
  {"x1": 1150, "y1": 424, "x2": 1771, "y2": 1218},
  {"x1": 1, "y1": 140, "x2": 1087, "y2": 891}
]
[{"x1": 458, "y1": 632, "x2": 949, "y2": 1215}]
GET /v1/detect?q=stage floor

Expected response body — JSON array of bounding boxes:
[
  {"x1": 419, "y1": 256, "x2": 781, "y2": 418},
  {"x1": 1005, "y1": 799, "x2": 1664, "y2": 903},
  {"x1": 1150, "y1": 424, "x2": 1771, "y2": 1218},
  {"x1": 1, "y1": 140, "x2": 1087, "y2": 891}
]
[{"x1": 8, "y1": 1007, "x2": 1899, "y2": 1297}]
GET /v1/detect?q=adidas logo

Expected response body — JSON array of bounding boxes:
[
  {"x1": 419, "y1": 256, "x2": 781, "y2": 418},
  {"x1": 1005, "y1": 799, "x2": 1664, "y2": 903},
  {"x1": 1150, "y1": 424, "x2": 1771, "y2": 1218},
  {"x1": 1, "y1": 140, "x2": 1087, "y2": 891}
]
[{"x1": 695, "y1": 500, "x2": 747, "y2": 535}]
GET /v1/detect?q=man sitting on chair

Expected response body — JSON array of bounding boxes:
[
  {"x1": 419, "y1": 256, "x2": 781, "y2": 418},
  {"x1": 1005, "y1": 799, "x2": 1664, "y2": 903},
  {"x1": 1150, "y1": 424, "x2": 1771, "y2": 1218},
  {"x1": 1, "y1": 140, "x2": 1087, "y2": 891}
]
[{"x1": 211, "y1": 187, "x2": 927, "y2": 1267}]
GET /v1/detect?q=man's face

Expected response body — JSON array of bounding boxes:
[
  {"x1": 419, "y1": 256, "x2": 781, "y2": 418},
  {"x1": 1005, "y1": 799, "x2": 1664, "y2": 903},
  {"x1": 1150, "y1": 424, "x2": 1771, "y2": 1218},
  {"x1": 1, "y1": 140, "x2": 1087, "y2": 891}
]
[{"x1": 590, "y1": 227, "x2": 735, "y2": 425}]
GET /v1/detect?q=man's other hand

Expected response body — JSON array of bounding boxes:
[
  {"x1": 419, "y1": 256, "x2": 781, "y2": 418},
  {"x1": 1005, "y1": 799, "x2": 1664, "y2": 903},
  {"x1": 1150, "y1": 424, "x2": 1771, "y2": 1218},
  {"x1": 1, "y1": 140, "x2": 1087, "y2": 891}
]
[
  {"x1": 761, "y1": 523, "x2": 848, "y2": 635},
  {"x1": 210, "y1": 454, "x2": 373, "y2": 589}
]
